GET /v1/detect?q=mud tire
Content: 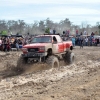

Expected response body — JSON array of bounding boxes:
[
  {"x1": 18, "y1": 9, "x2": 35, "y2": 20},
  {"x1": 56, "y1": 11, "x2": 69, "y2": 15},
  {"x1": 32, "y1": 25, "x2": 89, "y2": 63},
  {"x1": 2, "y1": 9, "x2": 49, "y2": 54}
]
[
  {"x1": 46, "y1": 56, "x2": 59, "y2": 68},
  {"x1": 64, "y1": 51, "x2": 74, "y2": 65}
]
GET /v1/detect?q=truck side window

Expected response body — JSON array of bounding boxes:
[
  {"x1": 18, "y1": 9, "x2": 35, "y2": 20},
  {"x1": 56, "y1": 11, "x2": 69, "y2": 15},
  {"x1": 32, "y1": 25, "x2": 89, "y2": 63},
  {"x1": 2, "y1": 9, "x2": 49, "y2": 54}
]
[{"x1": 53, "y1": 36, "x2": 57, "y2": 43}]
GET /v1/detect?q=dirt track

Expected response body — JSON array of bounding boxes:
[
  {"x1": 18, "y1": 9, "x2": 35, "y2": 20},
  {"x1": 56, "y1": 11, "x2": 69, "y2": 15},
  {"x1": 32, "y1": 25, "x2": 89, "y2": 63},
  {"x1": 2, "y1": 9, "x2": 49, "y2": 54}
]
[{"x1": 0, "y1": 46, "x2": 100, "y2": 100}]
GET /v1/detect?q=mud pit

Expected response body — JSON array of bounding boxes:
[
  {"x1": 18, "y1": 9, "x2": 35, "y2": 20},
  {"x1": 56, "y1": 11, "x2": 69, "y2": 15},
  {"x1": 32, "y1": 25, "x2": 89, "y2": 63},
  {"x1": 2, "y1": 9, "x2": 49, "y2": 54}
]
[{"x1": 0, "y1": 46, "x2": 100, "y2": 100}]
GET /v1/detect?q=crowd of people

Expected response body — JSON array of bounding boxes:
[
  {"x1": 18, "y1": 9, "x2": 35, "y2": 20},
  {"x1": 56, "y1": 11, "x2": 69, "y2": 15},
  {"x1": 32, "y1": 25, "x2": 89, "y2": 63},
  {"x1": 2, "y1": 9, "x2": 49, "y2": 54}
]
[
  {"x1": 0, "y1": 34, "x2": 32, "y2": 52},
  {"x1": 0, "y1": 36, "x2": 23, "y2": 51},
  {"x1": 75, "y1": 36, "x2": 99, "y2": 46},
  {"x1": 0, "y1": 31, "x2": 100, "y2": 52},
  {"x1": 62, "y1": 32, "x2": 100, "y2": 49},
  {"x1": 71, "y1": 35, "x2": 100, "y2": 48}
]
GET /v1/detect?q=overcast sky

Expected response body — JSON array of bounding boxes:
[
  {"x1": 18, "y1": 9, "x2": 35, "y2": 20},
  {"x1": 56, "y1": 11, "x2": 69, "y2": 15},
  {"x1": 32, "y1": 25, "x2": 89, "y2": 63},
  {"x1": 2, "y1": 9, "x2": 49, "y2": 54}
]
[{"x1": 0, "y1": 0, "x2": 100, "y2": 26}]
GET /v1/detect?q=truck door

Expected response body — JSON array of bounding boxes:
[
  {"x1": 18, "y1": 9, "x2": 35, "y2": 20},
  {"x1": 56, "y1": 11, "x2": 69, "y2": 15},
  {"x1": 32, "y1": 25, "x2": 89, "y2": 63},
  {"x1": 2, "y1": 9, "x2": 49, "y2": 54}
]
[
  {"x1": 52, "y1": 36, "x2": 64, "y2": 53},
  {"x1": 58, "y1": 43, "x2": 64, "y2": 53},
  {"x1": 52, "y1": 36, "x2": 58, "y2": 53},
  {"x1": 57, "y1": 36, "x2": 64, "y2": 53}
]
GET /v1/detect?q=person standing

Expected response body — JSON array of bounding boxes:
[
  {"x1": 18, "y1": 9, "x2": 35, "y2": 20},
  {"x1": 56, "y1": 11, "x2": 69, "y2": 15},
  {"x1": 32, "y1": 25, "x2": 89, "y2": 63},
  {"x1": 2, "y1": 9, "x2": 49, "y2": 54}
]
[
  {"x1": 0, "y1": 38, "x2": 2, "y2": 50},
  {"x1": 71, "y1": 36, "x2": 75, "y2": 47},
  {"x1": 3, "y1": 37, "x2": 8, "y2": 51},
  {"x1": 97, "y1": 38, "x2": 99, "y2": 46},
  {"x1": 14, "y1": 38, "x2": 19, "y2": 51},
  {"x1": 50, "y1": 28, "x2": 53, "y2": 34},
  {"x1": 80, "y1": 37, "x2": 84, "y2": 48},
  {"x1": 85, "y1": 37, "x2": 88, "y2": 46},
  {"x1": 53, "y1": 28, "x2": 56, "y2": 34}
]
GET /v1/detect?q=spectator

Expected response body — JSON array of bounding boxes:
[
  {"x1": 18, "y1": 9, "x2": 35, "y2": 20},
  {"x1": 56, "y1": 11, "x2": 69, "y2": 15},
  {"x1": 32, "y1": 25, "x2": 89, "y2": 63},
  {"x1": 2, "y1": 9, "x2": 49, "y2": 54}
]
[
  {"x1": 97, "y1": 38, "x2": 99, "y2": 46},
  {"x1": 18, "y1": 38, "x2": 23, "y2": 49},
  {"x1": 80, "y1": 32, "x2": 83, "y2": 35},
  {"x1": 85, "y1": 37, "x2": 88, "y2": 46},
  {"x1": 63, "y1": 31, "x2": 65, "y2": 35},
  {"x1": 0, "y1": 38, "x2": 2, "y2": 50},
  {"x1": 53, "y1": 28, "x2": 56, "y2": 34},
  {"x1": 0, "y1": 38, "x2": 2, "y2": 45},
  {"x1": 50, "y1": 28, "x2": 53, "y2": 34},
  {"x1": 3, "y1": 38, "x2": 8, "y2": 51},
  {"x1": 71, "y1": 36, "x2": 75, "y2": 47},
  {"x1": 80, "y1": 37, "x2": 84, "y2": 49},
  {"x1": 14, "y1": 38, "x2": 19, "y2": 51}
]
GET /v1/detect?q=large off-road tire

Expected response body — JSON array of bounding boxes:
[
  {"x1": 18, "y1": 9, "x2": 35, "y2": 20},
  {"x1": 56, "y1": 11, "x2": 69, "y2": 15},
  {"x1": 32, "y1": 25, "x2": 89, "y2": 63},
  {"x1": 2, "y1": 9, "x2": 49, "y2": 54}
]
[
  {"x1": 63, "y1": 51, "x2": 74, "y2": 65},
  {"x1": 16, "y1": 56, "x2": 28, "y2": 72},
  {"x1": 46, "y1": 56, "x2": 59, "y2": 68}
]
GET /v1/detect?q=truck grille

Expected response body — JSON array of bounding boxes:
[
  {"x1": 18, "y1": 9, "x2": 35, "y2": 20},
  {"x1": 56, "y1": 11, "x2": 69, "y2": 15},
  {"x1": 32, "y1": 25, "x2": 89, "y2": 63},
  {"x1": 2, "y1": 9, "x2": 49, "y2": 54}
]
[{"x1": 28, "y1": 48, "x2": 39, "y2": 52}]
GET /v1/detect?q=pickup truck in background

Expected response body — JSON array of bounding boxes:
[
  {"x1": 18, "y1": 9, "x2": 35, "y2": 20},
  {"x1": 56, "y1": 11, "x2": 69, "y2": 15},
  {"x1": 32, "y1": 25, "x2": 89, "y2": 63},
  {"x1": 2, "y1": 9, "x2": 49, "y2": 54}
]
[{"x1": 17, "y1": 34, "x2": 74, "y2": 68}]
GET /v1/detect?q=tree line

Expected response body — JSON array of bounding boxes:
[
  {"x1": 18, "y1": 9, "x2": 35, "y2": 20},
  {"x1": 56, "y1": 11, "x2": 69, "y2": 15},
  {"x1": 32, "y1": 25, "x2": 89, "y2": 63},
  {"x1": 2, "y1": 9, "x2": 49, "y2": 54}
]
[{"x1": 0, "y1": 18, "x2": 100, "y2": 35}]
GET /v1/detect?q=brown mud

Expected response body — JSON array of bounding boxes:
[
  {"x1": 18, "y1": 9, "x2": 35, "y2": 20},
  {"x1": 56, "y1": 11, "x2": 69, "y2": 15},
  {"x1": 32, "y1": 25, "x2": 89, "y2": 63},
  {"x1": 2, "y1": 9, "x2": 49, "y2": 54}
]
[{"x1": 0, "y1": 46, "x2": 100, "y2": 100}]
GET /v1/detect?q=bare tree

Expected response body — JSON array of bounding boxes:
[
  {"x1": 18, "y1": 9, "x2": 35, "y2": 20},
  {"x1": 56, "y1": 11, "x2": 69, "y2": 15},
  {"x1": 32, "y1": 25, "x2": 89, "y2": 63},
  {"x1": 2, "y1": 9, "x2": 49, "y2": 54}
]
[
  {"x1": 0, "y1": 19, "x2": 99, "y2": 36},
  {"x1": 39, "y1": 20, "x2": 45, "y2": 32},
  {"x1": 0, "y1": 20, "x2": 8, "y2": 32}
]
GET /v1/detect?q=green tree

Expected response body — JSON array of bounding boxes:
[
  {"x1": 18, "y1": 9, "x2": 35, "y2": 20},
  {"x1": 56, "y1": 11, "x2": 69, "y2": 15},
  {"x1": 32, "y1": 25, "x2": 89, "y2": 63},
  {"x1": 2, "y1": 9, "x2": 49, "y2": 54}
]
[
  {"x1": 45, "y1": 28, "x2": 50, "y2": 34},
  {"x1": 98, "y1": 25, "x2": 100, "y2": 29},
  {"x1": 1, "y1": 30, "x2": 7, "y2": 35}
]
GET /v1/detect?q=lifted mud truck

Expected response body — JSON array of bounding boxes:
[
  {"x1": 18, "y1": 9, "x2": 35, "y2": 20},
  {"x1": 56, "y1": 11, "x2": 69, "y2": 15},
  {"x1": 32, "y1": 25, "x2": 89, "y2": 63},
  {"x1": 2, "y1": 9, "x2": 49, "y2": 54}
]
[{"x1": 17, "y1": 34, "x2": 74, "y2": 69}]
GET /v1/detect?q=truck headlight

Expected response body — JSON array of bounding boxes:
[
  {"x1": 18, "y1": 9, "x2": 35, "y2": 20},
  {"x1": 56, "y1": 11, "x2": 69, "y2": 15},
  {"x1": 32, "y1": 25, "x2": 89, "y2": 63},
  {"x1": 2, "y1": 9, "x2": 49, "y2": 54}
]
[
  {"x1": 39, "y1": 47, "x2": 45, "y2": 52},
  {"x1": 22, "y1": 48, "x2": 28, "y2": 53}
]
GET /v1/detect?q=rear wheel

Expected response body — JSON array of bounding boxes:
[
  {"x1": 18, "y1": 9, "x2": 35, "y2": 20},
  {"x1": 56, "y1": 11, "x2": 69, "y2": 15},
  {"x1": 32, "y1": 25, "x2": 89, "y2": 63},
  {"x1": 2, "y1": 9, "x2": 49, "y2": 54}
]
[
  {"x1": 63, "y1": 51, "x2": 74, "y2": 65},
  {"x1": 46, "y1": 56, "x2": 59, "y2": 68}
]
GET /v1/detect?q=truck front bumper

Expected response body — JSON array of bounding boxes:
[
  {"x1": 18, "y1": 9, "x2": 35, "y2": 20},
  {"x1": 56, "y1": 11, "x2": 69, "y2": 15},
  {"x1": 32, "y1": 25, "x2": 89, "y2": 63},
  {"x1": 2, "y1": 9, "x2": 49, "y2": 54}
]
[{"x1": 22, "y1": 52, "x2": 47, "y2": 58}]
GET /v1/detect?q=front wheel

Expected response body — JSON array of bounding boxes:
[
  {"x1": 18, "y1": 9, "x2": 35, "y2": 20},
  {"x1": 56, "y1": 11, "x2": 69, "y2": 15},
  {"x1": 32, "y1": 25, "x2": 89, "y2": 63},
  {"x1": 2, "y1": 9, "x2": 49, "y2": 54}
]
[{"x1": 46, "y1": 56, "x2": 59, "y2": 68}]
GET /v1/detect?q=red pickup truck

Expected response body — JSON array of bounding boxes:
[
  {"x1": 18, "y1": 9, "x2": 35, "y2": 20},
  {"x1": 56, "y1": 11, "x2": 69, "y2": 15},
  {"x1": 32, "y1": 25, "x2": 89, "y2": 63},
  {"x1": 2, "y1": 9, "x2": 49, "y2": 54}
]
[{"x1": 17, "y1": 34, "x2": 74, "y2": 68}]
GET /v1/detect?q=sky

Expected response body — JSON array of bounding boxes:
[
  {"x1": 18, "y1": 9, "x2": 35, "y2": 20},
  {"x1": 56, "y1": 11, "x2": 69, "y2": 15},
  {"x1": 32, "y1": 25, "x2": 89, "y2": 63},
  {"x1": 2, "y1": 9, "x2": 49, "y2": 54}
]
[{"x1": 0, "y1": 0, "x2": 100, "y2": 26}]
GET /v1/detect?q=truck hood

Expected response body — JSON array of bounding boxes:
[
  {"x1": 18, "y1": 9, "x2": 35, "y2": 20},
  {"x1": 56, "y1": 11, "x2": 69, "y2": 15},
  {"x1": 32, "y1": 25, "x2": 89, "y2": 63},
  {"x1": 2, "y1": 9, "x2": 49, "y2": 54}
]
[{"x1": 23, "y1": 43, "x2": 51, "y2": 48}]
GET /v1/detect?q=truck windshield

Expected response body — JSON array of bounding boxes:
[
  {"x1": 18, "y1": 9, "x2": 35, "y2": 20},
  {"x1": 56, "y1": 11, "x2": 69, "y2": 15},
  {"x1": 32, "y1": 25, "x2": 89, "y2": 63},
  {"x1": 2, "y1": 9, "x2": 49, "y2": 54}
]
[{"x1": 31, "y1": 36, "x2": 52, "y2": 43}]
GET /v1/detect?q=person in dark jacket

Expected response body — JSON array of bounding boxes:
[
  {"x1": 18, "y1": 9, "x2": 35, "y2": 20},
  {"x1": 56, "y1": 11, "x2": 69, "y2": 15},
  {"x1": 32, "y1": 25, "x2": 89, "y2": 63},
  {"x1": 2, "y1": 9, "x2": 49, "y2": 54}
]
[
  {"x1": 80, "y1": 37, "x2": 84, "y2": 48},
  {"x1": 14, "y1": 38, "x2": 19, "y2": 51}
]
